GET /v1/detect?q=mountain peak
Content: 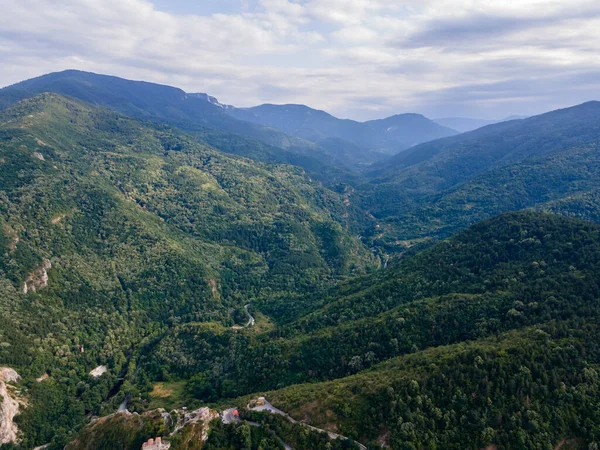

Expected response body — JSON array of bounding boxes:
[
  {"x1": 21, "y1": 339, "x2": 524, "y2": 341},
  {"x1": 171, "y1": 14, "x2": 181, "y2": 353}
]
[
  {"x1": 187, "y1": 93, "x2": 234, "y2": 110},
  {"x1": 228, "y1": 102, "x2": 457, "y2": 154}
]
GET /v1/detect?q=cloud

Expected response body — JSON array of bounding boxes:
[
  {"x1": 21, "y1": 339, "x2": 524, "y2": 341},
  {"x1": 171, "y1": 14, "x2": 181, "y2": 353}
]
[{"x1": 1, "y1": 0, "x2": 600, "y2": 120}]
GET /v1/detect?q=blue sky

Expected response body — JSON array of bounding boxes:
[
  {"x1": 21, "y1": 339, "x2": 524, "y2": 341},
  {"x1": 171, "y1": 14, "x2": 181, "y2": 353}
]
[{"x1": 2, "y1": 0, "x2": 600, "y2": 120}]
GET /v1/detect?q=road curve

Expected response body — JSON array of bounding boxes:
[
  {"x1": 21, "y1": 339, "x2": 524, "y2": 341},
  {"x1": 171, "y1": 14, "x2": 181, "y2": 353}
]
[
  {"x1": 221, "y1": 407, "x2": 291, "y2": 450},
  {"x1": 248, "y1": 398, "x2": 367, "y2": 450},
  {"x1": 244, "y1": 304, "x2": 255, "y2": 327}
]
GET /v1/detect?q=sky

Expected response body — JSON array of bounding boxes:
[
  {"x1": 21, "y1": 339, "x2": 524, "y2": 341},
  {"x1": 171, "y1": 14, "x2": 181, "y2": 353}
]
[{"x1": 2, "y1": 0, "x2": 600, "y2": 120}]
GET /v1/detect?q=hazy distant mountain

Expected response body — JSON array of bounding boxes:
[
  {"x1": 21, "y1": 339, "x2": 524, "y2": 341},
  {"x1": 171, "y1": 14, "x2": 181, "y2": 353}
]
[
  {"x1": 434, "y1": 117, "x2": 499, "y2": 132},
  {"x1": 229, "y1": 103, "x2": 458, "y2": 154},
  {"x1": 364, "y1": 113, "x2": 458, "y2": 150},
  {"x1": 434, "y1": 115, "x2": 528, "y2": 132},
  {"x1": 0, "y1": 71, "x2": 462, "y2": 176},
  {"x1": 361, "y1": 101, "x2": 600, "y2": 243},
  {"x1": 373, "y1": 102, "x2": 600, "y2": 185}
]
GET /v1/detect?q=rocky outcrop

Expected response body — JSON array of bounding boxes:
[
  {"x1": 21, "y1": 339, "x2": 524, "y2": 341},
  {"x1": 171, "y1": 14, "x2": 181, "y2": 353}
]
[
  {"x1": 66, "y1": 407, "x2": 218, "y2": 450},
  {"x1": 141, "y1": 436, "x2": 170, "y2": 449},
  {"x1": 0, "y1": 368, "x2": 22, "y2": 445},
  {"x1": 89, "y1": 365, "x2": 107, "y2": 378},
  {"x1": 23, "y1": 259, "x2": 51, "y2": 294},
  {"x1": 171, "y1": 407, "x2": 218, "y2": 440},
  {"x1": 36, "y1": 373, "x2": 49, "y2": 383}
]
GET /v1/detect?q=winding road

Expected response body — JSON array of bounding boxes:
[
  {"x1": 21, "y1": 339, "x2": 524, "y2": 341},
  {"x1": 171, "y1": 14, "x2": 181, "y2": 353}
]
[
  {"x1": 222, "y1": 407, "x2": 292, "y2": 450},
  {"x1": 232, "y1": 304, "x2": 255, "y2": 329},
  {"x1": 244, "y1": 304, "x2": 255, "y2": 328},
  {"x1": 247, "y1": 398, "x2": 367, "y2": 450}
]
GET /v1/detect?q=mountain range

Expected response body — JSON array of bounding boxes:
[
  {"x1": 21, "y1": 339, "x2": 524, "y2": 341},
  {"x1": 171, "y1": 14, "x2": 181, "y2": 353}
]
[
  {"x1": 2, "y1": 70, "x2": 600, "y2": 450},
  {"x1": 359, "y1": 100, "x2": 600, "y2": 247},
  {"x1": 0, "y1": 70, "x2": 457, "y2": 177},
  {"x1": 229, "y1": 103, "x2": 457, "y2": 154}
]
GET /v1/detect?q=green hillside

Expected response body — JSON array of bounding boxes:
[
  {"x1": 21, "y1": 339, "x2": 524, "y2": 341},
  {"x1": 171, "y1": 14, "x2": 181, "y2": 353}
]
[
  {"x1": 58, "y1": 211, "x2": 600, "y2": 450},
  {"x1": 0, "y1": 70, "x2": 311, "y2": 152},
  {"x1": 143, "y1": 211, "x2": 600, "y2": 393},
  {"x1": 369, "y1": 101, "x2": 600, "y2": 189},
  {"x1": 0, "y1": 93, "x2": 375, "y2": 449},
  {"x1": 0, "y1": 70, "x2": 360, "y2": 187},
  {"x1": 210, "y1": 212, "x2": 600, "y2": 449},
  {"x1": 4, "y1": 80, "x2": 600, "y2": 450},
  {"x1": 358, "y1": 101, "x2": 600, "y2": 247},
  {"x1": 371, "y1": 143, "x2": 600, "y2": 243}
]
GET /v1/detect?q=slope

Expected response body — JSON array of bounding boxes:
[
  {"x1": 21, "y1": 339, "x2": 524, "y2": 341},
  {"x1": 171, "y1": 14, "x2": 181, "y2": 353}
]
[
  {"x1": 211, "y1": 212, "x2": 600, "y2": 449},
  {"x1": 0, "y1": 70, "x2": 309, "y2": 150},
  {"x1": 144, "y1": 212, "x2": 600, "y2": 410},
  {"x1": 0, "y1": 93, "x2": 375, "y2": 449},
  {"x1": 368, "y1": 101, "x2": 600, "y2": 191},
  {"x1": 434, "y1": 115, "x2": 528, "y2": 133},
  {"x1": 360, "y1": 101, "x2": 600, "y2": 245},
  {"x1": 0, "y1": 70, "x2": 358, "y2": 186},
  {"x1": 229, "y1": 103, "x2": 458, "y2": 155},
  {"x1": 372, "y1": 142, "x2": 600, "y2": 243}
]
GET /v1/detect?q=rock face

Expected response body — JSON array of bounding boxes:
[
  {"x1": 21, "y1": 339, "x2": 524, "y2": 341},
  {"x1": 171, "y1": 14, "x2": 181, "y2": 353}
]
[
  {"x1": 141, "y1": 436, "x2": 171, "y2": 449},
  {"x1": 89, "y1": 365, "x2": 107, "y2": 378},
  {"x1": 0, "y1": 367, "x2": 22, "y2": 445},
  {"x1": 23, "y1": 259, "x2": 51, "y2": 294},
  {"x1": 171, "y1": 407, "x2": 218, "y2": 441},
  {"x1": 36, "y1": 373, "x2": 49, "y2": 383},
  {"x1": 66, "y1": 407, "x2": 218, "y2": 450}
]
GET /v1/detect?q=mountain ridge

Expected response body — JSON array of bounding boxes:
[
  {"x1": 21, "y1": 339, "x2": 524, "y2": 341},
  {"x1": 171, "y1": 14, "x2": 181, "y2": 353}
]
[
  {"x1": 0, "y1": 92, "x2": 378, "y2": 447},
  {"x1": 5, "y1": 71, "x2": 600, "y2": 450},
  {"x1": 0, "y1": 69, "x2": 371, "y2": 186},
  {"x1": 228, "y1": 102, "x2": 458, "y2": 154}
]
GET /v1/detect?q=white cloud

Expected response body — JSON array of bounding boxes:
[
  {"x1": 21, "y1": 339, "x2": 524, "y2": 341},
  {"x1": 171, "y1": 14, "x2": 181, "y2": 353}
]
[{"x1": 1, "y1": 0, "x2": 600, "y2": 119}]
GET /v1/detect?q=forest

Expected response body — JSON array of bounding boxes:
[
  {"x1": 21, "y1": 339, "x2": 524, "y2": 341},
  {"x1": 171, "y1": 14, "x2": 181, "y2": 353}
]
[
  {"x1": 0, "y1": 93, "x2": 374, "y2": 449},
  {"x1": 1, "y1": 85, "x2": 600, "y2": 450}
]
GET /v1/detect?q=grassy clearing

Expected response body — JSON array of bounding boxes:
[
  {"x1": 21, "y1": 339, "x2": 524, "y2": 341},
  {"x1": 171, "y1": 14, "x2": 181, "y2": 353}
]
[{"x1": 147, "y1": 381, "x2": 191, "y2": 411}]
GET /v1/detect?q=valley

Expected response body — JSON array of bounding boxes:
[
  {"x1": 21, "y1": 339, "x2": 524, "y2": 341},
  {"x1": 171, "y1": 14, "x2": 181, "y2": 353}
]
[{"x1": 1, "y1": 71, "x2": 600, "y2": 450}]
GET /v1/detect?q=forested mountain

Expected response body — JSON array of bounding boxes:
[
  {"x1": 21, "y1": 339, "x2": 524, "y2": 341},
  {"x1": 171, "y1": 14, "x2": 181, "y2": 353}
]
[
  {"x1": 0, "y1": 70, "x2": 462, "y2": 180},
  {"x1": 369, "y1": 101, "x2": 600, "y2": 185},
  {"x1": 371, "y1": 143, "x2": 600, "y2": 242},
  {"x1": 0, "y1": 70, "x2": 364, "y2": 185},
  {"x1": 360, "y1": 101, "x2": 600, "y2": 247},
  {"x1": 0, "y1": 70, "x2": 307, "y2": 151},
  {"x1": 229, "y1": 103, "x2": 458, "y2": 155},
  {"x1": 3, "y1": 71, "x2": 600, "y2": 450},
  {"x1": 0, "y1": 93, "x2": 375, "y2": 449},
  {"x1": 145, "y1": 212, "x2": 600, "y2": 449}
]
